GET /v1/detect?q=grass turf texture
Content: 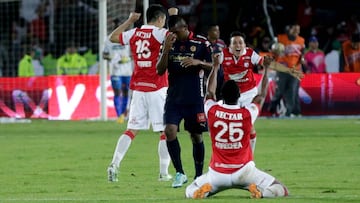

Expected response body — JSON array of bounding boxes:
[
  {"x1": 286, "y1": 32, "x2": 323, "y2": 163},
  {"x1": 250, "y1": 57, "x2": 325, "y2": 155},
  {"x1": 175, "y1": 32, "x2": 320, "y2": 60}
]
[{"x1": 0, "y1": 118, "x2": 359, "y2": 202}]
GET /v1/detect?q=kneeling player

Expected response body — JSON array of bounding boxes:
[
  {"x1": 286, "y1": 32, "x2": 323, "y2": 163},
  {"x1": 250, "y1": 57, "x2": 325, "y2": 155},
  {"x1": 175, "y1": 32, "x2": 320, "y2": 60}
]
[{"x1": 185, "y1": 53, "x2": 289, "y2": 199}]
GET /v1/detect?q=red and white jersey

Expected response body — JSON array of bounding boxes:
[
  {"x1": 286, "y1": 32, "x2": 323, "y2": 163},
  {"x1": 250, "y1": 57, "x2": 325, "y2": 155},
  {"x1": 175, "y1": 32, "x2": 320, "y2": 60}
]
[
  {"x1": 204, "y1": 98, "x2": 260, "y2": 174},
  {"x1": 119, "y1": 25, "x2": 168, "y2": 92},
  {"x1": 222, "y1": 47, "x2": 263, "y2": 93}
]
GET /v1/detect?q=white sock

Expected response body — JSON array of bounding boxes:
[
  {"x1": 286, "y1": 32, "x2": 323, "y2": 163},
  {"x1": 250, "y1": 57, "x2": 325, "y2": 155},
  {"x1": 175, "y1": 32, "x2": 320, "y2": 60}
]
[
  {"x1": 111, "y1": 134, "x2": 132, "y2": 167},
  {"x1": 262, "y1": 183, "x2": 287, "y2": 197},
  {"x1": 158, "y1": 139, "x2": 171, "y2": 175},
  {"x1": 250, "y1": 137, "x2": 256, "y2": 154}
]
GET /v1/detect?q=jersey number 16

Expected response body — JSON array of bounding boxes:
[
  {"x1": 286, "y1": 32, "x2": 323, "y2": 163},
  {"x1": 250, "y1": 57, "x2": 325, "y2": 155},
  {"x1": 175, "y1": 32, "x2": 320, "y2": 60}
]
[{"x1": 135, "y1": 39, "x2": 151, "y2": 59}]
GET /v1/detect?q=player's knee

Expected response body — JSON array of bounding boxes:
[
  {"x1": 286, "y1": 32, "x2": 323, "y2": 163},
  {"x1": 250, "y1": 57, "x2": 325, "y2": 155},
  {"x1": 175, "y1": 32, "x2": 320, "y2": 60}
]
[
  {"x1": 190, "y1": 133, "x2": 203, "y2": 143},
  {"x1": 262, "y1": 183, "x2": 289, "y2": 198},
  {"x1": 164, "y1": 125, "x2": 177, "y2": 140}
]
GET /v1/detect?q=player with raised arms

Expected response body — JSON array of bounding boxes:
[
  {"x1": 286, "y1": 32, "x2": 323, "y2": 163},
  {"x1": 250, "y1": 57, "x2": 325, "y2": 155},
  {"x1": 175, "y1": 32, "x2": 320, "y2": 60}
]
[
  {"x1": 106, "y1": 4, "x2": 178, "y2": 182},
  {"x1": 185, "y1": 53, "x2": 289, "y2": 199}
]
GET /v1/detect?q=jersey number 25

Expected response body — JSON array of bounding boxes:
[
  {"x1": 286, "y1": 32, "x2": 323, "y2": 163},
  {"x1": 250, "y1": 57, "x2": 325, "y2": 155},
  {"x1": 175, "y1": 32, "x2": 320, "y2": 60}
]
[{"x1": 213, "y1": 121, "x2": 244, "y2": 143}]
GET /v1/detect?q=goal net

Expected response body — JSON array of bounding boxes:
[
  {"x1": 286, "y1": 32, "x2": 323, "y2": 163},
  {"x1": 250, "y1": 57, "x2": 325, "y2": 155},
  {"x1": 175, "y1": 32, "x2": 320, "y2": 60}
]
[{"x1": 0, "y1": 0, "x2": 136, "y2": 120}]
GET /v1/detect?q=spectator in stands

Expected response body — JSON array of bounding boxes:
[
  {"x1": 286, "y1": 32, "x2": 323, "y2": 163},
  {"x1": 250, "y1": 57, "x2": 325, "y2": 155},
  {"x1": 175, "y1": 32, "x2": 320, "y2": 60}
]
[
  {"x1": 32, "y1": 39, "x2": 45, "y2": 76},
  {"x1": 19, "y1": 0, "x2": 45, "y2": 23},
  {"x1": 304, "y1": 36, "x2": 326, "y2": 73},
  {"x1": 11, "y1": 17, "x2": 28, "y2": 76},
  {"x1": 55, "y1": 0, "x2": 97, "y2": 56},
  {"x1": 269, "y1": 23, "x2": 305, "y2": 117},
  {"x1": 56, "y1": 41, "x2": 88, "y2": 75},
  {"x1": 341, "y1": 32, "x2": 360, "y2": 72},
  {"x1": 255, "y1": 35, "x2": 274, "y2": 74},
  {"x1": 18, "y1": 45, "x2": 35, "y2": 77},
  {"x1": 30, "y1": 4, "x2": 47, "y2": 44},
  {"x1": 296, "y1": 0, "x2": 314, "y2": 40},
  {"x1": 0, "y1": 36, "x2": 9, "y2": 77},
  {"x1": 325, "y1": 40, "x2": 341, "y2": 73}
]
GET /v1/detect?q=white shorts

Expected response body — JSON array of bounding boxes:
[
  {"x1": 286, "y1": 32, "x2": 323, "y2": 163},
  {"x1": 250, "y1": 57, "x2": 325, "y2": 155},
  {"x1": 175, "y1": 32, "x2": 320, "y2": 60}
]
[
  {"x1": 126, "y1": 87, "x2": 167, "y2": 132},
  {"x1": 217, "y1": 87, "x2": 258, "y2": 107},
  {"x1": 185, "y1": 161, "x2": 275, "y2": 198},
  {"x1": 238, "y1": 87, "x2": 258, "y2": 107}
]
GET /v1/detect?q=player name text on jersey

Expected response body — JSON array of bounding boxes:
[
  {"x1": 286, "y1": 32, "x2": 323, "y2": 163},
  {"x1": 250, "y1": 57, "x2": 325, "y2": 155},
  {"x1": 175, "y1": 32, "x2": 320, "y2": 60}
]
[
  {"x1": 137, "y1": 61, "x2": 152, "y2": 67},
  {"x1": 215, "y1": 110, "x2": 243, "y2": 120},
  {"x1": 136, "y1": 31, "x2": 151, "y2": 39},
  {"x1": 215, "y1": 141, "x2": 242, "y2": 149}
]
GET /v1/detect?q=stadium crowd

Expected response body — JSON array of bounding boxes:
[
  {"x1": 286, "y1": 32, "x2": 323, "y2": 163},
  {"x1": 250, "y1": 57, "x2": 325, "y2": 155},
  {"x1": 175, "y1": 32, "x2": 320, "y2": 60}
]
[
  {"x1": 0, "y1": 0, "x2": 360, "y2": 77},
  {"x1": 1, "y1": 0, "x2": 359, "y2": 199}
]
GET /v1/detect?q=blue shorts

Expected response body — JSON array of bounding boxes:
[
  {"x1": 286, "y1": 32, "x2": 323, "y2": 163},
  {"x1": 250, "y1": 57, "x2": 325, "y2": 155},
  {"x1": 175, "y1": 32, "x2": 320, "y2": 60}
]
[
  {"x1": 111, "y1": 75, "x2": 130, "y2": 91},
  {"x1": 164, "y1": 101, "x2": 208, "y2": 134}
]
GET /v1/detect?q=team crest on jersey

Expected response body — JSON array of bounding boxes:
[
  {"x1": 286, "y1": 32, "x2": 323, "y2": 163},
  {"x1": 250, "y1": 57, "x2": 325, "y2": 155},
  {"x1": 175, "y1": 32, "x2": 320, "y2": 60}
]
[
  {"x1": 244, "y1": 62, "x2": 249, "y2": 67},
  {"x1": 197, "y1": 113, "x2": 206, "y2": 122},
  {"x1": 190, "y1": 46, "x2": 196, "y2": 52}
]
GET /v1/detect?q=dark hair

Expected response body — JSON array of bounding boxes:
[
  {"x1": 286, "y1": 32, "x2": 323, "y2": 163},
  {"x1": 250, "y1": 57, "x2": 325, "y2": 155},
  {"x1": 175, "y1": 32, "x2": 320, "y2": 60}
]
[
  {"x1": 146, "y1": 4, "x2": 167, "y2": 23},
  {"x1": 351, "y1": 33, "x2": 360, "y2": 42},
  {"x1": 230, "y1": 31, "x2": 246, "y2": 41},
  {"x1": 168, "y1": 15, "x2": 186, "y2": 29},
  {"x1": 207, "y1": 24, "x2": 219, "y2": 31},
  {"x1": 222, "y1": 80, "x2": 240, "y2": 104}
]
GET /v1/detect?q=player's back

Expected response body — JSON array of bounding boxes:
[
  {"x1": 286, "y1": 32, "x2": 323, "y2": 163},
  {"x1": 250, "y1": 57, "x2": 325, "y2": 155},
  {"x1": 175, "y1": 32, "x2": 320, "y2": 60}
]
[
  {"x1": 205, "y1": 100, "x2": 258, "y2": 173},
  {"x1": 121, "y1": 25, "x2": 168, "y2": 92}
]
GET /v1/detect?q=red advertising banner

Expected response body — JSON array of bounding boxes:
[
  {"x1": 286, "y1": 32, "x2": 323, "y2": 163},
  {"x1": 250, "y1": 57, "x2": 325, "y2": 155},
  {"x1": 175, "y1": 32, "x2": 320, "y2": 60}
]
[
  {"x1": 0, "y1": 76, "x2": 117, "y2": 120},
  {"x1": 255, "y1": 73, "x2": 360, "y2": 116},
  {"x1": 0, "y1": 74, "x2": 359, "y2": 120},
  {"x1": 0, "y1": 77, "x2": 49, "y2": 119},
  {"x1": 302, "y1": 73, "x2": 360, "y2": 115}
]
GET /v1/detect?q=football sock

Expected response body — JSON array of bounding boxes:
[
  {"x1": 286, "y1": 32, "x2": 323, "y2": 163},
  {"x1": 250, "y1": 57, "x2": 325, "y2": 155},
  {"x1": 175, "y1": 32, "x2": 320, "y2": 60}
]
[
  {"x1": 121, "y1": 96, "x2": 128, "y2": 115},
  {"x1": 111, "y1": 130, "x2": 134, "y2": 167},
  {"x1": 113, "y1": 95, "x2": 121, "y2": 117},
  {"x1": 166, "y1": 137, "x2": 184, "y2": 174},
  {"x1": 193, "y1": 142, "x2": 204, "y2": 178},
  {"x1": 158, "y1": 133, "x2": 171, "y2": 175},
  {"x1": 250, "y1": 132, "x2": 257, "y2": 154},
  {"x1": 262, "y1": 183, "x2": 288, "y2": 197}
]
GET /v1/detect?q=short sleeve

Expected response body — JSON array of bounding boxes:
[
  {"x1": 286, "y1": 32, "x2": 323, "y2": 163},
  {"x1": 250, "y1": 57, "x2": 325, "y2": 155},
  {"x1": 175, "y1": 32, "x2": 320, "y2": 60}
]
[
  {"x1": 244, "y1": 103, "x2": 260, "y2": 124},
  {"x1": 204, "y1": 99, "x2": 217, "y2": 117}
]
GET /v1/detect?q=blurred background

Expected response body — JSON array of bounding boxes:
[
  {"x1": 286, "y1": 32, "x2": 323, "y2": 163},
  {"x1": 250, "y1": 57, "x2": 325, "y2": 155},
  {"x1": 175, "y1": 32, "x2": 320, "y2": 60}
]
[{"x1": 1, "y1": 0, "x2": 360, "y2": 76}]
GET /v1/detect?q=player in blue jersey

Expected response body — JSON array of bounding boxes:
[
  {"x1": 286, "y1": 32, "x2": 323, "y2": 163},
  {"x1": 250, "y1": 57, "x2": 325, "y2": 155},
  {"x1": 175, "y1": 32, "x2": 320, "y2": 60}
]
[{"x1": 157, "y1": 15, "x2": 213, "y2": 188}]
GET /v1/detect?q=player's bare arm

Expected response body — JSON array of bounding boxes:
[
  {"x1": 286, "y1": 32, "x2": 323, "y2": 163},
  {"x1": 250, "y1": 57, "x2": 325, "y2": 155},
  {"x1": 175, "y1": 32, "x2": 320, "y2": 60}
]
[
  {"x1": 109, "y1": 12, "x2": 141, "y2": 43},
  {"x1": 205, "y1": 53, "x2": 221, "y2": 100},
  {"x1": 268, "y1": 60, "x2": 304, "y2": 80},
  {"x1": 268, "y1": 45, "x2": 305, "y2": 80},
  {"x1": 252, "y1": 61, "x2": 269, "y2": 108},
  {"x1": 156, "y1": 33, "x2": 176, "y2": 75}
]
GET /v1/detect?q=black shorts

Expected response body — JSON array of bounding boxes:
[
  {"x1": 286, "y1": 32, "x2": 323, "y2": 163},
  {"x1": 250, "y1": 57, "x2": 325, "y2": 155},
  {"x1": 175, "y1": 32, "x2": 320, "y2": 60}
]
[{"x1": 164, "y1": 101, "x2": 208, "y2": 134}]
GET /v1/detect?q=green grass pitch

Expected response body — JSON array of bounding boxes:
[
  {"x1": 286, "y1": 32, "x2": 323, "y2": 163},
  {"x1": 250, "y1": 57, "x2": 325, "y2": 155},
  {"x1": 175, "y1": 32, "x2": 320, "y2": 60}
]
[{"x1": 0, "y1": 118, "x2": 360, "y2": 202}]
